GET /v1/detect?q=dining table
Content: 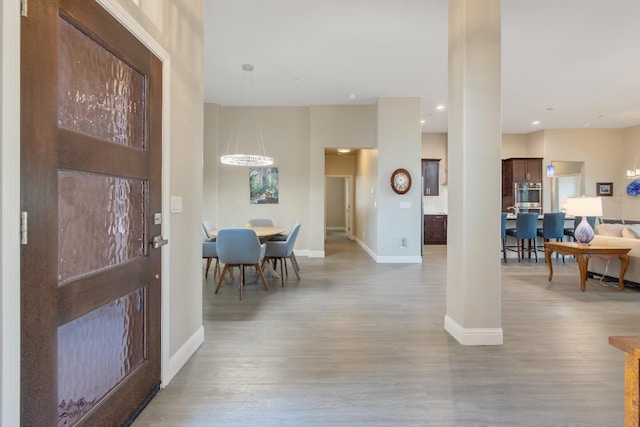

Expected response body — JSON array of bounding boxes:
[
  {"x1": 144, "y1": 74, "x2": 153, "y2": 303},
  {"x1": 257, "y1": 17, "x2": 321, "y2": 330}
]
[{"x1": 209, "y1": 226, "x2": 285, "y2": 278}]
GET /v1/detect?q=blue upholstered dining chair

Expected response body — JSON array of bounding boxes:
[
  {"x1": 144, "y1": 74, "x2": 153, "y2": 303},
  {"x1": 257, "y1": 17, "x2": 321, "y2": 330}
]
[
  {"x1": 262, "y1": 222, "x2": 301, "y2": 286},
  {"x1": 202, "y1": 221, "x2": 219, "y2": 279},
  {"x1": 501, "y1": 212, "x2": 508, "y2": 263},
  {"x1": 537, "y1": 212, "x2": 566, "y2": 262},
  {"x1": 214, "y1": 228, "x2": 268, "y2": 300},
  {"x1": 505, "y1": 212, "x2": 539, "y2": 262},
  {"x1": 248, "y1": 218, "x2": 274, "y2": 227}
]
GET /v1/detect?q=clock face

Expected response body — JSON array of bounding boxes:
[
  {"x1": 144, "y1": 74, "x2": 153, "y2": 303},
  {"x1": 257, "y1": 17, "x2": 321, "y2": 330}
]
[{"x1": 391, "y1": 168, "x2": 411, "y2": 194}]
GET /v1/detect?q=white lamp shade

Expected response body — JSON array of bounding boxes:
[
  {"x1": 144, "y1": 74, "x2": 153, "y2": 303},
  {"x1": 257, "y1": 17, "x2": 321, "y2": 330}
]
[{"x1": 565, "y1": 197, "x2": 603, "y2": 217}]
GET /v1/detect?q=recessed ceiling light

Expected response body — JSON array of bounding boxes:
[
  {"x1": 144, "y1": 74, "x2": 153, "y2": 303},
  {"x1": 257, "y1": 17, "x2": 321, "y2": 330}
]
[
  {"x1": 420, "y1": 119, "x2": 426, "y2": 124},
  {"x1": 436, "y1": 105, "x2": 445, "y2": 111},
  {"x1": 348, "y1": 94, "x2": 357, "y2": 100},
  {"x1": 337, "y1": 148, "x2": 351, "y2": 154},
  {"x1": 531, "y1": 120, "x2": 541, "y2": 125}
]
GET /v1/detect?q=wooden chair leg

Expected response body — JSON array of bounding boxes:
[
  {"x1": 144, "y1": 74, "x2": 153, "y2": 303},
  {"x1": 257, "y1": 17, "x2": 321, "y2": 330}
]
[
  {"x1": 291, "y1": 252, "x2": 300, "y2": 272},
  {"x1": 502, "y1": 237, "x2": 507, "y2": 263},
  {"x1": 215, "y1": 259, "x2": 221, "y2": 277},
  {"x1": 239, "y1": 265, "x2": 244, "y2": 300},
  {"x1": 205, "y1": 257, "x2": 212, "y2": 278},
  {"x1": 289, "y1": 255, "x2": 300, "y2": 279},
  {"x1": 215, "y1": 265, "x2": 230, "y2": 294},
  {"x1": 278, "y1": 258, "x2": 285, "y2": 286},
  {"x1": 254, "y1": 263, "x2": 269, "y2": 292}
]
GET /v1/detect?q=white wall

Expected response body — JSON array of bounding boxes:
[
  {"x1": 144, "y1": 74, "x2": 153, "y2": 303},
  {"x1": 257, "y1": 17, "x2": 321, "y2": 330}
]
[
  {"x1": 501, "y1": 133, "x2": 528, "y2": 158},
  {"x1": 542, "y1": 129, "x2": 625, "y2": 218},
  {"x1": 376, "y1": 98, "x2": 422, "y2": 261},
  {"x1": 325, "y1": 178, "x2": 346, "y2": 229},
  {"x1": 203, "y1": 103, "x2": 220, "y2": 223},
  {"x1": 355, "y1": 149, "x2": 379, "y2": 251},
  {"x1": 310, "y1": 106, "x2": 376, "y2": 255},
  {"x1": 211, "y1": 106, "x2": 311, "y2": 248}
]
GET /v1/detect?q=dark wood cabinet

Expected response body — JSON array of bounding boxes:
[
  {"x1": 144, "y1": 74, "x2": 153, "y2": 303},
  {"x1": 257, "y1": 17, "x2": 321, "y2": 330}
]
[
  {"x1": 422, "y1": 159, "x2": 440, "y2": 196},
  {"x1": 502, "y1": 158, "x2": 542, "y2": 211},
  {"x1": 505, "y1": 158, "x2": 542, "y2": 182},
  {"x1": 424, "y1": 215, "x2": 447, "y2": 245}
]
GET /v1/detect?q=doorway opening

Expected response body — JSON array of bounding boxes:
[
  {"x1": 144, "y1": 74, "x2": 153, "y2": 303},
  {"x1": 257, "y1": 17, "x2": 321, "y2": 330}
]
[
  {"x1": 548, "y1": 161, "x2": 584, "y2": 212},
  {"x1": 325, "y1": 175, "x2": 353, "y2": 242}
]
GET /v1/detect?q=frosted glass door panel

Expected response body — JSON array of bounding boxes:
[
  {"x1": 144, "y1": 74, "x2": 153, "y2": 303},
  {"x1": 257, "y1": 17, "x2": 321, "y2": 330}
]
[
  {"x1": 57, "y1": 288, "x2": 146, "y2": 425},
  {"x1": 58, "y1": 171, "x2": 147, "y2": 283},
  {"x1": 58, "y1": 17, "x2": 146, "y2": 149}
]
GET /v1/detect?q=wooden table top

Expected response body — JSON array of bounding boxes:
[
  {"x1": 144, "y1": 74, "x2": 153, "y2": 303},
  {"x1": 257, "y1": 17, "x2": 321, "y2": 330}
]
[
  {"x1": 209, "y1": 226, "x2": 285, "y2": 239},
  {"x1": 544, "y1": 241, "x2": 632, "y2": 255}
]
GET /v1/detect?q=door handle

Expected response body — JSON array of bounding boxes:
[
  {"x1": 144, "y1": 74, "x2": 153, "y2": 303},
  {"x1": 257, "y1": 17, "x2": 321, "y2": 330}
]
[{"x1": 150, "y1": 235, "x2": 168, "y2": 248}]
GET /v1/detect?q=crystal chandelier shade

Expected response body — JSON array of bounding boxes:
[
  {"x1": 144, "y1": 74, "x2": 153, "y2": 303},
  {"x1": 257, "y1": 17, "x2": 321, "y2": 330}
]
[{"x1": 220, "y1": 64, "x2": 273, "y2": 167}]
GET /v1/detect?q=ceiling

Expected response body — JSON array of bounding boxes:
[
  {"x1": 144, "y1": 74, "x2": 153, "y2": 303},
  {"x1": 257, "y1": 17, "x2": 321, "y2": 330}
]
[{"x1": 203, "y1": 0, "x2": 640, "y2": 134}]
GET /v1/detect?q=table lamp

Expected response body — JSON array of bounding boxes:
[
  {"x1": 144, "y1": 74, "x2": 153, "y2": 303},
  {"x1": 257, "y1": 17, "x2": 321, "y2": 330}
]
[{"x1": 565, "y1": 196, "x2": 602, "y2": 244}]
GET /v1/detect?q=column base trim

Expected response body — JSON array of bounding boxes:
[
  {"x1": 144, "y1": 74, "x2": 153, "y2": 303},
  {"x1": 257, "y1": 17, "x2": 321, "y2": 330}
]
[{"x1": 444, "y1": 315, "x2": 503, "y2": 346}]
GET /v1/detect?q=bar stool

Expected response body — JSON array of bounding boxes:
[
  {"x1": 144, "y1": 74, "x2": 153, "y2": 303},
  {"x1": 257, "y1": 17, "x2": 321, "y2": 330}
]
[
  {"x1": 537, "y1": 212, "x2": 566, "y2": 262},
  {"x1": 505, "y1": 213, "x2": 539, "y2": 262},
  {"x1": 501, "y1": 212, "x2": 508, "y2": 263}
]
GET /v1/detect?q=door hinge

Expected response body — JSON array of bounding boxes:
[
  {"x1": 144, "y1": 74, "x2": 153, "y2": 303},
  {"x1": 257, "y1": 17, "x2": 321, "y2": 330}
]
[
  {"x1": 21, "y1": 0, "x2": 27, "y2": 17},
  {"x1": 20, "y1": 211, "x2": 28, "y2": 245}
]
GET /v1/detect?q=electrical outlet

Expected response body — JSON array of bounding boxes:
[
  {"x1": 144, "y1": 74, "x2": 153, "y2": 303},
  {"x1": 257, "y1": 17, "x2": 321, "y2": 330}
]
[{"x1": 400, "y1": 238, "x2": 407, "y2": 248}]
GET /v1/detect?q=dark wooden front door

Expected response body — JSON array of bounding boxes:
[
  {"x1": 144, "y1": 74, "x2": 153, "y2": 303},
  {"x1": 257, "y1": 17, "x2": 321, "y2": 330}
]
[{"x1": 21, "y1": 1, "x2": 163, "y2": 424}]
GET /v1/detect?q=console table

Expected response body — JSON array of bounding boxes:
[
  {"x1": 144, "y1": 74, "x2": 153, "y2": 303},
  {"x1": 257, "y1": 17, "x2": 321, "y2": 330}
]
[
  {"x1": 544, "y1": 241, "x2": 631, "y2": 291},
  {"x1": 608, "y1": 336, "x2": 640, "y2": 426}
]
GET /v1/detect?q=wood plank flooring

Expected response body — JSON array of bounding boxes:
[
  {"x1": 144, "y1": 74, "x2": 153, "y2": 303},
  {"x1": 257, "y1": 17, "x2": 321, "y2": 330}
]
[{"x1": 133, "y1": 232, "x2": 640, "y2": 426}]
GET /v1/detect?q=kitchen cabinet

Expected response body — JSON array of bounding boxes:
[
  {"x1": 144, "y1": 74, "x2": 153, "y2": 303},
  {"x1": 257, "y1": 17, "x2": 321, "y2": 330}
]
[
  {"x1": 424, "y1": 215, "x2": 447, "y2": 245},
  {"x1": 422, "y1": 159, "x2": 440, "y2": 196},
  {"x1": 502, "y1": 157, "x2": 543, "y2": 211},
  {"x1": 504, "y1": 158, "x2": 542, "y2": 182}
]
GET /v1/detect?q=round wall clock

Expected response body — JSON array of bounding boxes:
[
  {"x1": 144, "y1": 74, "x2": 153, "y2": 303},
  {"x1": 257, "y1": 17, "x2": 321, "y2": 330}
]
[{"x1": 391, "y1": 168, "x2": 412, "y2": 194}]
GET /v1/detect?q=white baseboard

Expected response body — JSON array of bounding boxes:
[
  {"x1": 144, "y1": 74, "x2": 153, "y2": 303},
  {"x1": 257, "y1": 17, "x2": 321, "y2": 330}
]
[
  {"x1": 326, "y1": 226, "x2": 346, "y2": 231},
  {"x1": 164, "y1": 325, "x2": 204, "y2": 386},
  {"x1": 354, "y1": 238, "x2": 421, "y2": 263},
  {"x1": 355, "y1": 237, "x2": 376, "y2": 260},
  {"x1": 376, "y1": 255, "x2": 422, "y2": 263},
  {"x1": 296, "y1": 249, "x2": 325, "y2": 258},
  {"x1": 444, "y1": 315, "x2": 503, "y2": 346}
]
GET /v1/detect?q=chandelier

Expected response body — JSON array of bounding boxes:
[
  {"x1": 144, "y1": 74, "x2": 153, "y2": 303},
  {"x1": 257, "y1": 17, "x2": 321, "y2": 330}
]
[
  {"x1": 627, "y1": 155, "x2": 640, "y2": 179},
  {"x1": 220, "y1": 64, "x2": 273, "y2": 167}
]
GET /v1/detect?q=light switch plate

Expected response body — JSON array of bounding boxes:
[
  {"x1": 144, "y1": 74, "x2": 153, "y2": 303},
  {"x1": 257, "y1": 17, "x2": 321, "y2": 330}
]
[{"x1": 170, "y1": 196, "x2": 183, "y2": 213}]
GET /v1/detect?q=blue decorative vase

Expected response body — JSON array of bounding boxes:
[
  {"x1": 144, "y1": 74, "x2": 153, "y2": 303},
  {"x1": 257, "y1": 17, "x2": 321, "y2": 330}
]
[
  {"x1": 574, "y1": 216, "x2": 594, "y2": 244},
  {"x1": 627, "y1": 180, "x2": 640, "y2": 196}
]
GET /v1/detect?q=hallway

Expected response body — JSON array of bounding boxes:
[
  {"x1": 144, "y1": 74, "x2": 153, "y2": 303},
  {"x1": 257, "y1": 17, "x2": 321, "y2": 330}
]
[{"x1": 133, "y1": 238, "x2": 640, "y2": 426}]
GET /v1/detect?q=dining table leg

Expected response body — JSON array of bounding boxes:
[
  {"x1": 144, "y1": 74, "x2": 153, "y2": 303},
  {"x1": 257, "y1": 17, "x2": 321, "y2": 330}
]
[{"x1": 262, "y1": 260, "x2": 281, "y2": 279}]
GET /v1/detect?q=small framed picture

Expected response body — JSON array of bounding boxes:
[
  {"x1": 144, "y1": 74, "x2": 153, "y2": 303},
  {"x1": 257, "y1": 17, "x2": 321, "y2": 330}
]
[{"x1": 596, "y1": 182, "x2": 613, "y2": 196}]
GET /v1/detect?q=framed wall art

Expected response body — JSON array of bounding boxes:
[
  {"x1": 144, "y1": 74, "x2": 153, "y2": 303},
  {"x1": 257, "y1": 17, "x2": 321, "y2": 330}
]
[
  {"x1": 596, "y1": 182, "x2": 613, "y2": 196},
  {"x1": 249, "y1": 167, "x2": 279, "y2": 204}
]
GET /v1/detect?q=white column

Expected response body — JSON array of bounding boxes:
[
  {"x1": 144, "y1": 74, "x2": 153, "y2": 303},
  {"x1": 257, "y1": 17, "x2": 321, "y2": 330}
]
[{"x1": 445, "y1": 0, "x2": 503, "y2": 345}]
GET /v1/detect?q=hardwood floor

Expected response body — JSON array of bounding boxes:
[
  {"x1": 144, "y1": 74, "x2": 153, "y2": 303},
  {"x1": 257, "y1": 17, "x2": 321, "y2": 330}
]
[{"x1": 133, "y1": 233, "x2": 640, "y2": 426}]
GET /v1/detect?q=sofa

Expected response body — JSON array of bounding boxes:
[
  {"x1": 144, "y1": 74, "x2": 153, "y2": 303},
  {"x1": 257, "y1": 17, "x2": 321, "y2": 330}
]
[{"x1": 588, "y1": 222, "x2": 640, "y2": 286}]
